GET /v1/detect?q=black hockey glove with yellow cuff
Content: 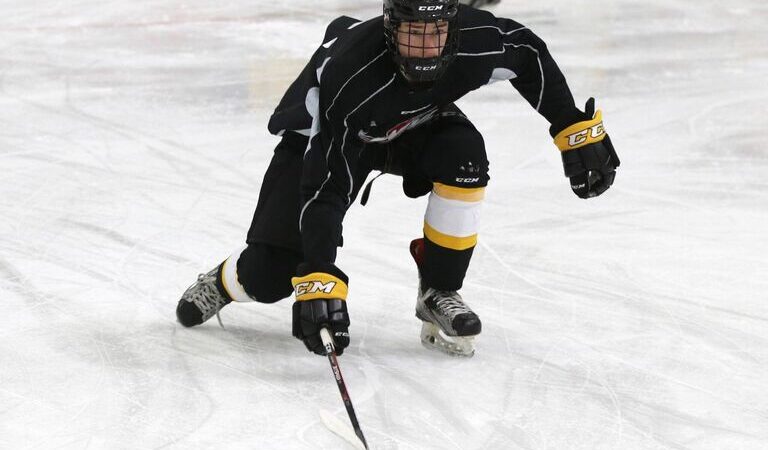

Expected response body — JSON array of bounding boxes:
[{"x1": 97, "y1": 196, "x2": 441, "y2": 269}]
[
  {"x1": 291, "y1": 263, "x2": 350, "y2": 356},
  {"x1": 551, "y1": 98, "x2": 620, "y2": 199}
]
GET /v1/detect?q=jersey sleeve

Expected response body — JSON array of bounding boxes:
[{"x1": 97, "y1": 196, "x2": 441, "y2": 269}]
[
  {"x1": 297, "y1": 50, "x2": 370, "y2": 267},
  {"x1": 264, "y1": 16, "x2": 366, "y2": 266},
  {"x1": 298, "y1": 103, "x2": 353, "y2": 265},
  {"x1": 492, "y1": 17, "x2": 581, "y2": 125}
]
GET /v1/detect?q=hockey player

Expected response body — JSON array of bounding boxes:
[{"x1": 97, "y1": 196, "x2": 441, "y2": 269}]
[{"x1": 176, "y1": 0, "x2": 619, "y2": 357}]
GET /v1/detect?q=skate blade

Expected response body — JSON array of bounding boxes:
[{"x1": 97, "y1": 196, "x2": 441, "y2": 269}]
[{"x1": 420, "y1": 322, "x2": 476, "y2": 357}]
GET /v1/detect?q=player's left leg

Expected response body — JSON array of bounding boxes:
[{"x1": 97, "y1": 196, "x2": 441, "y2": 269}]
[
  {"x1": 418, "y1": 113, "x2": 488, "y2": 291},
  {"x1": 402, "y1": 110, "x2": 490, "y2": 356}
]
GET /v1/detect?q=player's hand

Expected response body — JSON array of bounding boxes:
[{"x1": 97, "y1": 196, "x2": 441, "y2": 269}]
[
  {"x1": 552, "y1": 98, "x2": 620, "y2": 199},
  {"x1": 292, "y1": 299, "x2": 349, "y2": 355},
  {"x1": 291, "y1": 264, "x2": 350, "y2": 355}
]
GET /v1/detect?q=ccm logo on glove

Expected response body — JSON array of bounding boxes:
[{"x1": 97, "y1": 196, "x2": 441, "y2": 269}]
[
  {"x1": 291, "y1": 272, "x2": 348, "y2": 301},
  {"x1": 566, "y1": 122, "x2": 605, "y2": 147},
  {"x1": 554, "y1": 110, "x2": 607, "y2": 151},
  {"x1": 295, "y1": 281, "x2": 336, "y2": 295}
]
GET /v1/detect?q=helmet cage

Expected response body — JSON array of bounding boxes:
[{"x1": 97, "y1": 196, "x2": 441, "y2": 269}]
[{"x1": 384, "y1": 0, "x2": 459, "y2": 84}]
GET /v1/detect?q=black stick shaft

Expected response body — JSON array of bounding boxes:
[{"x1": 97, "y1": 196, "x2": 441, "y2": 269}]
[{"x1": 321, "y1": 328, "x2": 369, "y2": 449}]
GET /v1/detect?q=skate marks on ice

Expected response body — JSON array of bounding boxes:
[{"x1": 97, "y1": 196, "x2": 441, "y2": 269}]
[
  {"x1": 464, "y1": 208, "x2": 768, "y2": 448},
  {"x1": 461, "y1": 216, "x2": 768, "y2": 448}
]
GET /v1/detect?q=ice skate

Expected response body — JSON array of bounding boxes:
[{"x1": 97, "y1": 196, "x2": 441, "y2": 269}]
[
  {"x1": 410, "y1": 239, "x2": 481, "y2": 357},
  {"x1": 416, "y1": 285, "x2": 481, "y2": 357},
  {"x1": 176, "y1": 263, "x2": 232, "y2": 327}
]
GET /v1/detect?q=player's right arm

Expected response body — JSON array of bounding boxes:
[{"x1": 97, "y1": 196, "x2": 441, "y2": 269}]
[
  {"x1": 291, "y1": 84, "x2": 357, "y2": 356},
  {"x1": 288, "y1": 19, "x2": 365, "y2": 356}
]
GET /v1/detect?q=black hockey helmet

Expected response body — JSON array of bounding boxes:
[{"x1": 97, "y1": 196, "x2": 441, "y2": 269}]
[{"x1": 383, "y1": 0, "x2": 460, "y2": 84}]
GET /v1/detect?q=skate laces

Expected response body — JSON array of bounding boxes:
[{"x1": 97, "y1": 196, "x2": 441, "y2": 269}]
[
  {"x1": 186, "y1": 270, "x2": 228, "y2": 328},
  {"x1": 433, "y1": 290, "x2": 473, "y2": 317}
]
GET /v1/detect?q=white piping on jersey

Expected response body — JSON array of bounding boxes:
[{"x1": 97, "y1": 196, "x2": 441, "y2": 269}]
[
  {"x1": 503, "y1": 42, "x2": 544, "y2": 111},
  {"x1": 326, "y1": 50, "x2": 388, "y2": 121},
  {"x1": 459, "y1": 25, "x2": 528, "y2": 35},
  {"x1": 340, "y1": 74, "x2": 396, "y2": 204},
  {"x1": 347, "y1": 21, "x2": 363, "y2": 29},
  {"x1": 299, "y1": 150, "x2": 332, "y2": 233},
  {"x1": 322, "y1": 37, "x2": 338, "y2": 49},
  {"x1": 299, "y1": 132, "x2": 337, "y2": 232},
  {"x1": 456, "y1": 50, "x2": 505, "y2": 56},
  {"x1": 456, "y1": 42, "x2": 544, "y2": 112},
  {"x1": 401, "y1": 104, "x2": 434, "y2": 115},
  {"x1": 299, "y1": 51, "x2": 391, "y2": 231},
  {"x1": 316, "y1": 57, "x2": 331, "y2": 82}
]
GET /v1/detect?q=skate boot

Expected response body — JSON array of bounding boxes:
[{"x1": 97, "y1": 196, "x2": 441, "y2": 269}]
[
  {"x1": 176, "y1": 263, "x2": 232, "y2": 327},
  {"x1": 410, "y1": 239, "x2": 481, "y2": 357}
]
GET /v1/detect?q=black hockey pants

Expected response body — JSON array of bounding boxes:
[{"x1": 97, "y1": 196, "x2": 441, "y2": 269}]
[{"x1": 240, "y1": 108, "x2": 489, "y2": 303}]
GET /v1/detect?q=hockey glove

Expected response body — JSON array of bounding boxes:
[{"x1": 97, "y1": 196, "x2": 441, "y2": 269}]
[
  {"x1": 551, "y1": 98, "x2": 620, "y2": 199},
  {"x1": 291, "y1": 263, "x2": 350, "y2": 356}
]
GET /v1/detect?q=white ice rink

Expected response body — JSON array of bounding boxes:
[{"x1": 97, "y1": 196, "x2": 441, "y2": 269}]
[{"x1": 1, "y1": 0, "x2": 767, "y2": 448}]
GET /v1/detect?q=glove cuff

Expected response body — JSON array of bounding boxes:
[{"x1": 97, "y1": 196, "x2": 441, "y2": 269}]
[
  {"x1": 549, "y1": 105, "x2": 585, "y2": 138},
  {"x1": 553, "y1": 110, "x2": 607, "y2": 152},
  {"x1": 292, "y1": 263, "x2": 349, "y2": 302}
]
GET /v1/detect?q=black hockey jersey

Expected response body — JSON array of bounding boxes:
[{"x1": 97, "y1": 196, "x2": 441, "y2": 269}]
[{"x1": 267, "y1": 6, "x2": 579, "y2": 265}]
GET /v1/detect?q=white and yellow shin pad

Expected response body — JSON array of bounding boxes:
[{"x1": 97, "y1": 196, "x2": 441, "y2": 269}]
[
  {"x1": 420, "y1": 183, "x2": 483, "y2": 357},
  {"x1": 423, "y1": 183, "x2": 485, "y2": 251},
  {"x1": 219, "y1": 246, "x2": 255, "y2": 302}
]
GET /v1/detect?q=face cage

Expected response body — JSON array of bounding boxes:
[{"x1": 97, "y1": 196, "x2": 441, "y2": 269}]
[{"x1": 385, "y1": 18, "x2": 459, "y2": 85}]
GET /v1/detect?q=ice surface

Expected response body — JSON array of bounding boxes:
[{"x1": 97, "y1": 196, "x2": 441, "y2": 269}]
[{"x1": 1, "y1": 1, "x2": 767, "y2": 449}]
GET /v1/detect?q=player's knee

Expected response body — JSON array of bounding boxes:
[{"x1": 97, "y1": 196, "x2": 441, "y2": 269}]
[
  {"x1": 237, "y1": 243, "x2": 300, "y2": 304},
  {"x1": 429, "y1": 126, "x2": 489, "y2": 188}
]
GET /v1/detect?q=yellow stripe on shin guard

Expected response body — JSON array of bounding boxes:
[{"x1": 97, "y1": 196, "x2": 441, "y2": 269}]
[
  {"x1": 424, "y1": 183, "x2": 483, "y2": 251},
  {"x1": 291, "y1": 272, "x2": 348, "y2": 302},
  {"x1": 424, "y1": 222, "x2": 478, "y2": 251},
  {"x1": 433, "y1": 183, "x2": 485, "y2": 202},
  {"x1": 554, "y1": 110, "x2": 607, "y2": 152}
]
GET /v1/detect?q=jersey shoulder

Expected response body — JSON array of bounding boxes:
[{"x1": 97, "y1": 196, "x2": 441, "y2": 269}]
[
  {"x1": 323, "y1": 15, "x2": 363, "y2": 42},
  {"x1": 318, "y1": 17, "x2": 390, "y2": 97},
  {"x1": 323, "y1": 16, "x2": 386, "y2": 63},
  {"x1": 456, "y1": 5, "x2": 527, "y2": 53},
  {"x1": 457, "y1": 4, "x2": 526, "y2": 30},
  {"x1": 457, "y1": 3, "x2": 500, "y2": 28}
]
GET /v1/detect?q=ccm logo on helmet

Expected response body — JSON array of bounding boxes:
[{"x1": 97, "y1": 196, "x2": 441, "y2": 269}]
[
  {"x1": 415, "y1": 64, "x2": 438, "y2": 71},
  {"x1": 567, "y1": 122, "x2": 605, "y2": 147},
  {"x1": 295, "y1": 281, "x2": 337, "y2": 296},
  {"x1": 418, "y1": 5, "x2": 444, "y2": 11}
]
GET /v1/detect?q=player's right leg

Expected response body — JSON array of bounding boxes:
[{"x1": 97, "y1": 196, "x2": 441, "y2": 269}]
[
  {"x1": 176, "y1": 132, "x2": 307, "y2": 327},
  {"x1": 176, "y1": 260, "x2": 232, "y2": 327}
]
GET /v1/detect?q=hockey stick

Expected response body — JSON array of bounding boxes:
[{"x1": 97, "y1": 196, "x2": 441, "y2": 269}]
[{"x1": 319, "y1": 327, "x2": 369, "y2": 450}]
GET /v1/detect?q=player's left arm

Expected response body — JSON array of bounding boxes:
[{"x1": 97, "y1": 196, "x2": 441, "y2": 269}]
[{"x1": 495, "y1": 17, "x2": 620, "y2": 198}]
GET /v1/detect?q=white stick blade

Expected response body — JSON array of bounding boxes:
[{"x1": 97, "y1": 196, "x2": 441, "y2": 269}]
[{"x1": 319, "y1": 409, "x2": 367, "y2": 450}]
